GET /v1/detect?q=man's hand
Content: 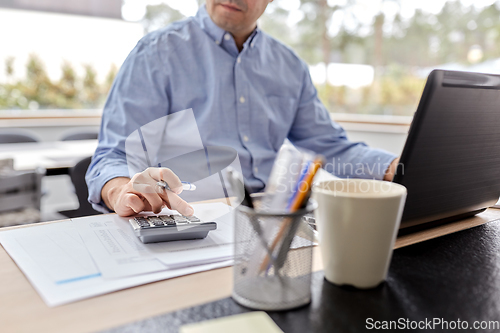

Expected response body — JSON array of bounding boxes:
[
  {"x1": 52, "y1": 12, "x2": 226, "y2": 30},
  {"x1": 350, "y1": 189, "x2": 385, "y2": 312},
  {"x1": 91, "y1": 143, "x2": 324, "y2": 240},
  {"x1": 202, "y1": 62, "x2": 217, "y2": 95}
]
[
  {"x1": 383, "y1": 157, "x2": 400, "y2": 181},
  {"x1": 101, "y1": 168, "x2": 194, "y2": 217}
]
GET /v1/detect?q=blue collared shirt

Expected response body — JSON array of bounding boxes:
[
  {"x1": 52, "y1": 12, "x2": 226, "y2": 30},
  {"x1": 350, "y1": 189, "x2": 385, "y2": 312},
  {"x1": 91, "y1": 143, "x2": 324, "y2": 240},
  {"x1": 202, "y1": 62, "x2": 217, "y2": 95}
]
[{"x1": 86, "y1": 5, "x2": 396, "y2": 212}]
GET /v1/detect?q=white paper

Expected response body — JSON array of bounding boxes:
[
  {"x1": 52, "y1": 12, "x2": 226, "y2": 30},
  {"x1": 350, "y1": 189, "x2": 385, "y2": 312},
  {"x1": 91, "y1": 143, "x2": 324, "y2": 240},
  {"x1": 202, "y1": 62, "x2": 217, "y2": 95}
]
[
  {"x1": 73, "y1": 215, "x2": 167, "y2": 279},
  {"x1": 106, "y1": 203, "x2": 234, "y2": 270},
  {"x1": 73, "y1": 203, "x2": 234, "y2": 278},
  {"x1": 10, "y1": 223, "x2": 100, "y2": 284},
  {"x1": 139, "y1": 203, "x2": 234, "y2": 268},
  {"x1": 0, "y1": 221, "x2": 232, "y2": 307},
  {"x1": 0, "y1": 201, "x2": 314, "y2": 307}
]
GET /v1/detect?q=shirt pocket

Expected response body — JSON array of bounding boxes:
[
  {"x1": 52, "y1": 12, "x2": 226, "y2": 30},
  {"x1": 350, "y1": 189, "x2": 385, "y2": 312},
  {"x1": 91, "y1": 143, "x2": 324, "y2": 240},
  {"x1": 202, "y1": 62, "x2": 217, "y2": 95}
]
[{"x1": 265, "y1": 95, "x2": 296, "y2": 151}]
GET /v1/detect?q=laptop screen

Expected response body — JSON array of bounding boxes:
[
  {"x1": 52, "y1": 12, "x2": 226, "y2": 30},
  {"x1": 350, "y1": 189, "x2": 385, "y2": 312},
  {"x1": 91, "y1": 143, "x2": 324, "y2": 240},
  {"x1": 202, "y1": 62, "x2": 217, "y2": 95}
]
[{"x1": 393, "y1": 70, "x2": 500, "y2": 228}]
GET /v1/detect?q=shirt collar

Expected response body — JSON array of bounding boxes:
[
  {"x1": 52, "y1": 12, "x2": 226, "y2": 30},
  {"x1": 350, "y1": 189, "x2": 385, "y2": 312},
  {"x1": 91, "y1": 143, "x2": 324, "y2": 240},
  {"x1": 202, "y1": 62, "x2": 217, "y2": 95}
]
[
  {"x1": 243, "y1": 29, "x2": 259, "y2": 49},
  {"x1": 194, "y1": 4, "x2": 261, "y2": 49},
  {"x1": 194, "y1": 4, "x2": 226, "y2": 45}
]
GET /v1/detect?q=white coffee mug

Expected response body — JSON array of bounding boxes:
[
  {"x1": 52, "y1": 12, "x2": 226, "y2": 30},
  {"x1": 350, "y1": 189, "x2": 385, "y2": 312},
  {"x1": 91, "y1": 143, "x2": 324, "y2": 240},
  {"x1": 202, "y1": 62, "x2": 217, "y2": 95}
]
[{"x1": 312, "y1": 179, "x2": 407, "y2": 288}]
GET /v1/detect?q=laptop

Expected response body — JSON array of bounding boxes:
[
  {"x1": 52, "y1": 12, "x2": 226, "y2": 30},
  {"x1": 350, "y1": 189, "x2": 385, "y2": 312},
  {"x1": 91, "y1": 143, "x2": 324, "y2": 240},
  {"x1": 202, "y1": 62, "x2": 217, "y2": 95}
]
[{"x1": 393, "y1": 70, "x2": 500, "y2": 229}]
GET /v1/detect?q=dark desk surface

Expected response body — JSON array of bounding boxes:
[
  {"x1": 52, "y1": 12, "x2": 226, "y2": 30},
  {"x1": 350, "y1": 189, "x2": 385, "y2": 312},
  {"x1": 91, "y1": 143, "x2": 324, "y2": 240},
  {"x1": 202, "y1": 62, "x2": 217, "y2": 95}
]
[{"x1": 103, "y1": 219, "x2": 500, "y2": 333}]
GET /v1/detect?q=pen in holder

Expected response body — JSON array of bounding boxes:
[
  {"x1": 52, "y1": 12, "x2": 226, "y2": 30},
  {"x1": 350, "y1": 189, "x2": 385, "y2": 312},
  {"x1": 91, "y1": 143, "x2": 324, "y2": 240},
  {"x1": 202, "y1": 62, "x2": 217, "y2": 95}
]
[{"x1": 231, "y1": 200, "x2": 317, "y2": 311}]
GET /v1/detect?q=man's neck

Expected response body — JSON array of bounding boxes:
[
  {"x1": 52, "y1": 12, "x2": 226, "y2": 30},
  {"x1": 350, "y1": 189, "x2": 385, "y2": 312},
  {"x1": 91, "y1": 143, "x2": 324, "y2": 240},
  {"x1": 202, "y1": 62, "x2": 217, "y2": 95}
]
[{"x1": 231, "y1": 26, "x2": 256, "y2": 52}]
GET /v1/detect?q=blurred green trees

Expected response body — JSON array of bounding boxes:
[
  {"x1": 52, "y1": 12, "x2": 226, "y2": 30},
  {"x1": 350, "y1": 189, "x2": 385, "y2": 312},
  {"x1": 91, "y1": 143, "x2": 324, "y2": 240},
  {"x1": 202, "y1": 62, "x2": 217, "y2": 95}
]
[
  {"x1": 2, "y1": 0, "x2": 500, "y2": 115},
  {"x1": 262, "y1": 0, "x2": 500, "y2": 115},
  {"x1": 0, "y1": 54, "x2": 116, "y2": 110}
]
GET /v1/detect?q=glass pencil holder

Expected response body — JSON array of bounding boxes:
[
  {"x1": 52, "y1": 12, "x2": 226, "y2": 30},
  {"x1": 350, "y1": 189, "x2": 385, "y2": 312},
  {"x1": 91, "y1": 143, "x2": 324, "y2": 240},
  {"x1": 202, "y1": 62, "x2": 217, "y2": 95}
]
[{"x1": 232, "y1": 200, "x2": 317, "y2": 311}]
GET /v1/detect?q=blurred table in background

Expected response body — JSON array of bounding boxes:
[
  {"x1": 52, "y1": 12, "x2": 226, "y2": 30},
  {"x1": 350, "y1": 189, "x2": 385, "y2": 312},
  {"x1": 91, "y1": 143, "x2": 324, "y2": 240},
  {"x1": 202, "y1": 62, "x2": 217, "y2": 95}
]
[
  {"x1": 0, "y1": 140, "x2": 97, "y2": 176},
  {"x1": 0, "y1": 140, "x2": 98, "y2": 225}
]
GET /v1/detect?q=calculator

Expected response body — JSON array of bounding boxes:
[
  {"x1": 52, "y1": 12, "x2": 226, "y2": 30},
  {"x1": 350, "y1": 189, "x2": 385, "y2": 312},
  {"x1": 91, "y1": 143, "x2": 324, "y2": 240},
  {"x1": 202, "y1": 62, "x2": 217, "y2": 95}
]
[{"x1": 129, "y1": 214, "x2": 217, "y2": 244}]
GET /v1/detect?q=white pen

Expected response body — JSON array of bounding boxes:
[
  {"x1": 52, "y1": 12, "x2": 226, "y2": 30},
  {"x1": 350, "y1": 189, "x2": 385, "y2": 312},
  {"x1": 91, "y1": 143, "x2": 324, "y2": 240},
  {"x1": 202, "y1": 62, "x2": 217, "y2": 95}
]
[{"x1": 156, "y1": 180, "x2": 197, "y2": 191}]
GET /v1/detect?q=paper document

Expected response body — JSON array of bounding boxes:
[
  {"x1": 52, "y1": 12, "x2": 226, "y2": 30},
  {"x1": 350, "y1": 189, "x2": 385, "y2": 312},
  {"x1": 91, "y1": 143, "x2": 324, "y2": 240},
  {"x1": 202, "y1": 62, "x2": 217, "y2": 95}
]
[
  {"x1": 140, "y1": 203, "x2": 234, "y2": 269},
  {"x1": 0, "y1": 219, "x2": 232, "y2": 307},
  {"x1": 9, "y1": 222, "x2": 100, "y2": 285},
  {"x1": 0, "y1": 201, "x2": 313, "y2": 307},
  {"x1": 73, "y1": 215, "x2": 167, "y2": 279},
  {"x1": 74, "y1": 203, "x2": 234, "y2": 278}
]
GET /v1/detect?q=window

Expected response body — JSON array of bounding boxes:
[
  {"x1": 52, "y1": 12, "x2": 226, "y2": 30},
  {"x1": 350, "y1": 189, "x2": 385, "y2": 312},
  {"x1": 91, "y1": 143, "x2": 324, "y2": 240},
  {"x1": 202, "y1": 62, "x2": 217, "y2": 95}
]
[{"x1": 1, "y1": 0, "x2": 500, "y2": 116}]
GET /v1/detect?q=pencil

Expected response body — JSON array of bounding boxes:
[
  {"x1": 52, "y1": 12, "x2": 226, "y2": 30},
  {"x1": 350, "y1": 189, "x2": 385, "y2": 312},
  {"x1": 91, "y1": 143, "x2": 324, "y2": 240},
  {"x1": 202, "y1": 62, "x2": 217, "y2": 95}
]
[{"x1": 258, "y1": 157, "x2": 323, "y2": 273}]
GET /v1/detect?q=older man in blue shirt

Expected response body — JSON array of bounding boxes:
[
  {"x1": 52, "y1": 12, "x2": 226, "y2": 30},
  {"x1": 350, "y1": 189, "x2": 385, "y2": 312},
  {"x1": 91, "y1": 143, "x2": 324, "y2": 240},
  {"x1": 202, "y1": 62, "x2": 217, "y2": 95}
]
[{"x1": 86, "y1": 0, "x2": 398, "y2": 217}]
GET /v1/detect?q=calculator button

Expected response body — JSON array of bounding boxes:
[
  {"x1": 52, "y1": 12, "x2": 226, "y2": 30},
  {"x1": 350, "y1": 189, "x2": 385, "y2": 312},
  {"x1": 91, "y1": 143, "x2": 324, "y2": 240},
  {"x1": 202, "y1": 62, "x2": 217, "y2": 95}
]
[
  {"x1": 148, "y1": 216, "x2": 165, "y2": 226},
  {"x1": 172, "y1": 215, "x2": 187, "y2": 223},
  {"x1": 134, "y1": 217, "x2": 152, "y2": 227},
  {"x1": 160, "y1": 216, "x2": 176, "y2": 225},
  {"x1": 135, "y1": 217, "x2": 148, "y2": 224},
  {"x1": 184, "y1": 215, "x2": 200, "y2": 222}
]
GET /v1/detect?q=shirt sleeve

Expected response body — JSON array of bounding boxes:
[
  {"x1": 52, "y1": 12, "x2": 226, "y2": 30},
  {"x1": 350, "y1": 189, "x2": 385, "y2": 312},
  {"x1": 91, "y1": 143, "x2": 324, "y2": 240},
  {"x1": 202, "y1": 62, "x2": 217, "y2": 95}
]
[
  {"x1": 86, "y1": 36, "x2": 170, "y2": 213},
  {"x1": 287, "y1": 61, "x2": 397, "y2": 180}
]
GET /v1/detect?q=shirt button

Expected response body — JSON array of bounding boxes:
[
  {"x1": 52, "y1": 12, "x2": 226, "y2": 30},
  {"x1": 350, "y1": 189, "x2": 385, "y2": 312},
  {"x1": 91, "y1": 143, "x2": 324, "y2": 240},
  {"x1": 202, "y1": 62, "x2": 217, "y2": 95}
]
[
  {"x1": 224, "y1": 33, "x2": 230, "y2": 41},
  {"x1": 215, "y1": 40, "x2": 220, "y2": 45},
  {"x1": 237, "y1": 57, "x2": 241, "y2": 64},
  {"x1": 243, "y1": 135, "x2": 249, "y2": 142},
  {"x1": 251, "y1": 42, "x2": 255, "y2": 47},
  {"x1": 254, "y1": 167, "x2": 258, "y2": 173},
  {"x1": 239, "y1": 96, "x2": 245, "y2": 104}
]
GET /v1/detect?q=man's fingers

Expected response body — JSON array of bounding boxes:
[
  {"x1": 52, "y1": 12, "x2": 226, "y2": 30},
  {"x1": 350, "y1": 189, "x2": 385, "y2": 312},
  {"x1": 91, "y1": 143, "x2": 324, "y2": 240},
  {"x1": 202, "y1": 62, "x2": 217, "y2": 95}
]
[
  {"x1": 160, "y1": 168, "x2": 183, "y2": 193},
  {"x1": 125, "y1": 193, "x2": 146, "y2": 213},
  {"x1": 132, "y1": 175, "x2": 158, "y2": 193},
  {"x1": 132, "y1": 182, "x2": 156, "y2": 193},
  {"x1": 147, "y1": 167, "x2": 183, "y2": 194},
  {"x1": 161, "y1": 191, "x2": 194, "y2": 216},
  {"x1": 114, "y1": 193, "x2": 146, "y2": 217},
  {"x1": 124, "y1": 168, "x2": 187, "y2": 215},
  {"x1": 140, "y1": 185, "x2": 164, "y2": 214},
  {"x1": 133, "y1": 168, "x2": 183, "y2": 194}
]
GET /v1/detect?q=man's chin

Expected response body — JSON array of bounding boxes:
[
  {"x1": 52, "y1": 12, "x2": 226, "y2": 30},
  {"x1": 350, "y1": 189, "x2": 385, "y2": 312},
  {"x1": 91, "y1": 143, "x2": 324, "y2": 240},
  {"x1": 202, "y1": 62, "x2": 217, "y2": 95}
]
[
  {"x1": 212, "y1": 15, "x2": 242, "y2": 32},
  {"x1": 216, "y1": 4, "x2": 245, "y2": 18}
]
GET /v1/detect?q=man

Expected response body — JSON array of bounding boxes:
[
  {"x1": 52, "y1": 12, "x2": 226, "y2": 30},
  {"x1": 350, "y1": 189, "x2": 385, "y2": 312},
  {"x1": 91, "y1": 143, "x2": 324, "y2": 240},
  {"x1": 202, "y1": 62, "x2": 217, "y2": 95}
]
[{"x1": 86, "y1": 0, "x2": 398, "y2": 217}]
